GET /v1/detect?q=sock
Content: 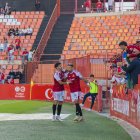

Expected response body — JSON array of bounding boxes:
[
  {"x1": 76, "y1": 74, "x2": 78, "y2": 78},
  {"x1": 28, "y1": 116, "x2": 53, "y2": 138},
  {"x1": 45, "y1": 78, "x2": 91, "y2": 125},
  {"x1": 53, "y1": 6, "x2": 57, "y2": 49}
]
[
  {"x1": 75, "y1": 103, "x2": 79, "y2": 116},
  {"x1": 52, "y1": 104, "x2": 57, "y2": 116},
  {"x1": 57, "y1": 104, "x2": 62, "y2": 116},
  {"x1": 76, "y1": 103, "x2": 83, "y2": 116}
]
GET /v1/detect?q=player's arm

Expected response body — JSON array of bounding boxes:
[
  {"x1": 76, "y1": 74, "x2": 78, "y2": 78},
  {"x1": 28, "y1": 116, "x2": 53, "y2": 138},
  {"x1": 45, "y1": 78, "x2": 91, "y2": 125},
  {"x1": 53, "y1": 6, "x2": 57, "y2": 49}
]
[
  {"x1": 57, "y1": 80, "x2": 70, "y2": 85},
  {"x1": 77, "y1": 71, "x2": 88, "y2": 83},
  {"x1": 54, "y1": 73, "x2": 70, "y2": 85}
]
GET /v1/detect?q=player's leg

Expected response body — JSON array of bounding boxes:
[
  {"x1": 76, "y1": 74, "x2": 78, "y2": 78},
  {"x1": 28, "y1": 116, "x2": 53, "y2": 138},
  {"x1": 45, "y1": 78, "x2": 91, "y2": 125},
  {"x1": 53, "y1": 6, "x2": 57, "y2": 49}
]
[
  {"x1": 71, "y1": 92, "x2": 83, "y2": 122},
  {"x1": 56, "y1": 91, "x2": 64, "y2": 121},
  {"x1": 52, "y1": 100, "x2": 58, "y2": 121},
  {"x1": 81, "y1": 92, "x2": 91, "y2": 107},
  {"x1": 52, "y1": 92, "x2": 59, "y2": 121},
  {"x1": 90, "y1": 94, "x2": 98, "y2": 110}
]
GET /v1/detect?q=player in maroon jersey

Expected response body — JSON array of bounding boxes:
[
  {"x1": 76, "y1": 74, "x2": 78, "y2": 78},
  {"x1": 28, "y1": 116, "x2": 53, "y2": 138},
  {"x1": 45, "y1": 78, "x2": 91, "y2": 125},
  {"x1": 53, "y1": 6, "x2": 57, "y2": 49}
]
[
  {"x1": 66, "y1": 63, "x2": 87, "y2": 122},
  {"x1": 52, "y1": 62, "x2": 70, "y2": 121}
]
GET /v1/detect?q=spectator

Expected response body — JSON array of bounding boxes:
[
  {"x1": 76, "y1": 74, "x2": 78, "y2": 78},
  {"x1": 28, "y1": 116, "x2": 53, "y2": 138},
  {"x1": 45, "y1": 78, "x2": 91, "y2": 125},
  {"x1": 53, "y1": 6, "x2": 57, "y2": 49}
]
[
  {"x1": 9, "y1": 69, "x2": 16, "y2": 79},
  {"x1": 15, "y1": 28, "x2": 19, "y2": 36},
  {"x1": 0, "y1": 69, "x2": 5, "y2": 84},
  {"x1": 4, "y1": 2, "x2": 11, "y2": 15},
  {"x1": 84, "y1": 0, "x2": 91, "y2": 13},
  {"x1": 122, "y1": 56, "x2": 140, "y2": 88},
  {"x1": 0, "y1": 8, "x2": 5, "y2": 15},
  {"x1": 108, "y1": 0, "x2": 114, "y2": 11},
  {"x1": 25, "y1": 26, "x2": 33, "y2": 36},
  {"x1": 15, "y1": 69, "x2": 23, "y2": 83},
  {"x1": 15, "y1": 37, "x2": 21, "y2": 51},
  {"x1": 8, "y1": 27, "x2": 15, "y2": 37},
  {"x1": 0, "y1": 42, "x2": 4, "y2": 52},
  {"x1": 28, "y1": 50, "x2": 35, "y2": 61},
  {"x1": 7, "y1": 45, "x2": 15, "y2": 63},
  {"x1": 96, "y1": 0, "x2": 103, "y2": 13},
  {"x1": 3, "y1": 37, "x2": 8, "y2": 51},
  {"x1": 7, "y1": 76, "x2": 14, "y2": 84},
  {"x1": 22, "y1": 49, "x2": 29, "y2": 64},
  {"x1": 35, "y1": 0, "x2": 41, "y2": 11}
]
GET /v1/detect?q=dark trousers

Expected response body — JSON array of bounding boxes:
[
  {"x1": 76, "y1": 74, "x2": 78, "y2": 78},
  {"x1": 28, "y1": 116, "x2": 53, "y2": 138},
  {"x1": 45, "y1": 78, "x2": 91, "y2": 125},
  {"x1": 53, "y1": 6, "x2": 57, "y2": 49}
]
[{"x1": 82, "y1": 92, "x2": 98, "y2": 109}]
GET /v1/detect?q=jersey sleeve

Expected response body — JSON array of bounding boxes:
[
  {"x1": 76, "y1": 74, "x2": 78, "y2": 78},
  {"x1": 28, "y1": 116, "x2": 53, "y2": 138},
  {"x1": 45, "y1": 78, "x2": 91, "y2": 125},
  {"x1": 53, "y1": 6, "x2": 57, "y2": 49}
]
[
  {"x1": 54, "y1": 73, "x2": 61, "y2": 81},
  {"x1": 75, "y1": 71, "x2": 83, "y2": 79}
]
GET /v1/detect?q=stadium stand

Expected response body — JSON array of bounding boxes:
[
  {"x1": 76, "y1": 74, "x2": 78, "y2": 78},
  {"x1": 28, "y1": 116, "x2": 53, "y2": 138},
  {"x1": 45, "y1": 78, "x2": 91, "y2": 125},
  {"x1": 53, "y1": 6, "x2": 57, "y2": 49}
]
[
  {"x1": 61, "y1": 12, "x2": 140, "y2": 59},
  {"x1": 0, "y1": 11, "x2": 45, "y2": 83}
]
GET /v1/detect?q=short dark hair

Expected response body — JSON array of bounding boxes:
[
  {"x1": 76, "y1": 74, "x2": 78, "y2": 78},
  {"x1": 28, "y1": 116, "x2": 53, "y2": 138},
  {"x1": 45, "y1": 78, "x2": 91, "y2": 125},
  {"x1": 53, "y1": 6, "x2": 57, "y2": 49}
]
[
  {"x1": 54, "y1": 62, "x2": 61, "y2": 68},
  {"x1": 67, "y1": 63, "x2": 74, "y2": 67},
  {"x1": 119, "y1": 41, "x2": 127, "y2": 46},
  {"x1": 90, "y1": 74, "x2": 94, "y2": 77}
]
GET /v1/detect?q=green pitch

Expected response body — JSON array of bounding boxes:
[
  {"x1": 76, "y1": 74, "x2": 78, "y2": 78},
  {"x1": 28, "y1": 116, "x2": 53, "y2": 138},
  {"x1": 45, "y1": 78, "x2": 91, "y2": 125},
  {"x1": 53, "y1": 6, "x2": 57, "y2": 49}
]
[{"x1": 0, "y1": 100, "x2": 131, "y2": 140}]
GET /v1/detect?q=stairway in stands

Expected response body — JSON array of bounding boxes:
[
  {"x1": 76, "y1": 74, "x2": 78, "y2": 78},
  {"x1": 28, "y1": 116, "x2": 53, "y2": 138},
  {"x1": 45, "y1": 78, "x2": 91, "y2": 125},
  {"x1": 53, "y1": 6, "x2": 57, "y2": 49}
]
[
  {"x1": 40, "y1": 14, "x2": 74, "y2": 62},
  {"x1": 32, "y1": 0, "x2": 56, "y2": 50}
]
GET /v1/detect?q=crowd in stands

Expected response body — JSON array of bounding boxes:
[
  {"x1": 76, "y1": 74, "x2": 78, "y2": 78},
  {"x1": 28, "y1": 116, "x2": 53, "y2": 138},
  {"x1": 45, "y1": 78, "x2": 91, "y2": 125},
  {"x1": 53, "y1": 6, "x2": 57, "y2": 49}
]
[
  {"x1": 0, "y1": 3, "x2": 12, "y2": 15},
  {"x1": 0, "y1": 68, "x2": 23, "y2": 84},
  {"x1": 8, "y1": 26, "x2": 33, "y2": 37},
  {"x1": 0, "y1": 36, "x2": 34, "y2": 64},
  {"x1": 83, "y1": 0, "x2": 115, "y2": 13},
  {"x1": 110, "y1": 40, "x2": 140, "y2": 91}
]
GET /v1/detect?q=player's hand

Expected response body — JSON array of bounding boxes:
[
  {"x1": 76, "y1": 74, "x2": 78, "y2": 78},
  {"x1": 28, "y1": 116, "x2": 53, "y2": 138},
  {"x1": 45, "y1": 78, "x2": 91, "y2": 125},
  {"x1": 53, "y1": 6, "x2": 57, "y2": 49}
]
[{"x1": 66, "y1": 80, "x2": 72, "y2": 84}]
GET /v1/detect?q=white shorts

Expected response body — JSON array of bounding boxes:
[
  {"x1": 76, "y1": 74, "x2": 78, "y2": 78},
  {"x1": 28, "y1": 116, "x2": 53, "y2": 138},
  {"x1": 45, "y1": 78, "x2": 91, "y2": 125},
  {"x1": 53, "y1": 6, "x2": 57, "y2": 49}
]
[
  {"x1": 71, "y1": 92, "x2": 81, "y2": 102},
  {"x1": 53, "y1": 91, "x2": 65, "y2": 102}
]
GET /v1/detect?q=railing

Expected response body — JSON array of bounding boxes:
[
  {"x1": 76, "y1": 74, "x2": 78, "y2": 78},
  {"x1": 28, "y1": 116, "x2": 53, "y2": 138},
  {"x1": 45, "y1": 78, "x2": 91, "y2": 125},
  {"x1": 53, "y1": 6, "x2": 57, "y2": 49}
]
[
  {"x1": 25, "y1": 0, "x2": 60, "y2": 83},
  {"x1": 33, "y1": 0, "x2": 60, "y2": 61}
]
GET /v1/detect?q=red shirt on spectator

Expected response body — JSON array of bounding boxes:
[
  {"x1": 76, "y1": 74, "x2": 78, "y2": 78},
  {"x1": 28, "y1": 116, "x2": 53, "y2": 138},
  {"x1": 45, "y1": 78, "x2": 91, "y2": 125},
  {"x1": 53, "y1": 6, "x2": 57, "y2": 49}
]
[
  {"x1": 96, "y1": 2, "x2": 102, "y2": 9},
  {"x1": 10, "y1": 78, "x2": 14, "y2": 84},
  {"x1": 15, "y1": 38, "x2": 21, "y2": 47},
  {"x1": 22, "y1": 50, "x2": 28, "y2": 55},
  {"x1": 0, "y1": 73, "x2": 5, "y2": 80},
  {"x1": 84, "y1": 0, "x2": 91, "y2": 8},
  {"x1": 7, "y1": 46, "x2": 12, "y2": 52}
]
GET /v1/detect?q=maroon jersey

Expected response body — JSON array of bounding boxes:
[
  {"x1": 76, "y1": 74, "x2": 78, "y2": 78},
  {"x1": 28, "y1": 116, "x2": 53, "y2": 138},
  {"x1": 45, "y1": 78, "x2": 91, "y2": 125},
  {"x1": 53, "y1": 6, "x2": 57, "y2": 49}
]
[
  {"x1": 53, "y1": 70, "x2": 65, "y2": 92},
  {"x1": 67, "y1": 70, "x2": 83, "y2": 92}
]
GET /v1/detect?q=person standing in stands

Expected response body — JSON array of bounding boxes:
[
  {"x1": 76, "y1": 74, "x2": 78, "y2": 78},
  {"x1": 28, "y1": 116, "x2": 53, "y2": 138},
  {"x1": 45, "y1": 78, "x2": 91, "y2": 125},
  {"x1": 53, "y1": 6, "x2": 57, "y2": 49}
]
[
  {"x1": 108, "y1": 0, "x2": 114, "y2": 11},
  {"x1": 96, "y1": 0, "x2": 103, "y2": 13},
  {"x1": 84, "y1": 0, "x2": 91, "y2": 13},
  {"x1": 122, "y1": 56, "x2": 140, "y2": 88},
  {"x1": 22, "y1": 49, "x2": 29, "y2": 64},
  {"x1": 15, "y1": 37, "x2": 21, "y2": 51},
  {"x1": 81, "y1": 74, "x2": 98, "y2": 111},
  {"x1": 3, "y1": 37, "x2": 8, "y2": 51},
  {"x1": 35, "y1": 0, "x2": 41, "y2": 11}
]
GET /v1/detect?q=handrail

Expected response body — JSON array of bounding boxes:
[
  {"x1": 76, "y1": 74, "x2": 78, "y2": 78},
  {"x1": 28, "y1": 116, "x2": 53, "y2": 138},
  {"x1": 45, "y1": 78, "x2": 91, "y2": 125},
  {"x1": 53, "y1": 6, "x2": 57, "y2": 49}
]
[
  {"x1": 25, "y1": 0, "x2": 60, "y2": 83},
  {"x1": 33, "y1": 0, "x2": 60, "y2": 61}
]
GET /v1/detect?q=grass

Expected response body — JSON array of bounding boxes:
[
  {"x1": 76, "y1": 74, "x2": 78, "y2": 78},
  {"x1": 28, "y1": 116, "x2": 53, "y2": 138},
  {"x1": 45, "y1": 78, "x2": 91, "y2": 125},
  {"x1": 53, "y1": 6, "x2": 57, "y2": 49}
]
[{"x1": 0, "y1": 100, "x2": 132, "y2": 140}]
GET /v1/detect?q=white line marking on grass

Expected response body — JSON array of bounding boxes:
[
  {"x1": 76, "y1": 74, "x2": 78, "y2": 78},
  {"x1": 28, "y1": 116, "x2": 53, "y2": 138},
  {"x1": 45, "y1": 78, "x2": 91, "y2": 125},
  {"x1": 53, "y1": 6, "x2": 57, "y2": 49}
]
[
  {"x1": 0, "y1": 101, "x2": 24, "y2": 106},
  {"x1": 0, "y1": 113, "x2": 71, "y2": 121}
]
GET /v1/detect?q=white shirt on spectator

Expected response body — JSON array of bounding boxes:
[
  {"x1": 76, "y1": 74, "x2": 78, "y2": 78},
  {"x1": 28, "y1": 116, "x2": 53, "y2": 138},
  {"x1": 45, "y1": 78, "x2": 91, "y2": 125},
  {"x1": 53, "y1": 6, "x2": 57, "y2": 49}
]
[
  {"x1": 9, "y1": 49, "x2": 14, "y2": 55},
  {"x1": 108, "y1": 0, "x2": 114, "y2": 6},
  {"x1": 0, "y1": 44, "x2": 4, "y2": 50},
  {"x1": 111, "y1": 75, "x2": 125, "y2": 84},
  {"x1": 27, "y1": 28, "x2": 33, "y2": 34},
  {"x1": 28, "y1": 51, "x2": 33, "y2": 59}
]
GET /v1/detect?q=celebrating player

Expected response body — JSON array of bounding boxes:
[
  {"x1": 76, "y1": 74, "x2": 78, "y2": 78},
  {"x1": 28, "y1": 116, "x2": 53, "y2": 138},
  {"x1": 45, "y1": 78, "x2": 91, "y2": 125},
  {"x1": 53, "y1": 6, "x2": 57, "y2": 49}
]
[
  {"x1": 66, "y1": 63, "x2": 87, "y2": 122},
  {"x1": 52, "y1": 62, "x2": 70, "y2": 121}
]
